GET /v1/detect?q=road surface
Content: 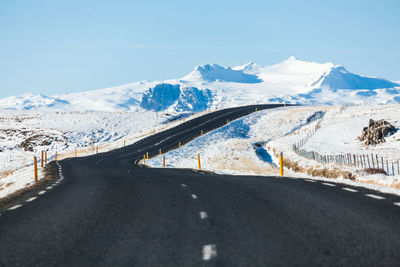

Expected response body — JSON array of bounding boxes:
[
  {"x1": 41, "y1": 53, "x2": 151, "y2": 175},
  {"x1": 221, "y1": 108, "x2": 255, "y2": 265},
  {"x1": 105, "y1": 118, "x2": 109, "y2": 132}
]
[{"x1": 1, "y1": 104, "x2": 400, "y2": 266}]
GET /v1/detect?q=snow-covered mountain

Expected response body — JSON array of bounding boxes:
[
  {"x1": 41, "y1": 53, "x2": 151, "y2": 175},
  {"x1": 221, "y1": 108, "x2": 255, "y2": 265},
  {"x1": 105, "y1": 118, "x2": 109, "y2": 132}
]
[{"x1": 1, "y1": 57, "x2": 399, "y2": 112}]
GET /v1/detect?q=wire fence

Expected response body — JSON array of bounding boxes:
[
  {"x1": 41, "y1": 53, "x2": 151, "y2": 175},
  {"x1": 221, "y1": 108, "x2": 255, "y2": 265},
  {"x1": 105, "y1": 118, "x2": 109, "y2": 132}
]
[{"x1": 293, "y1": 142, "x2": 400, "y2": 176}]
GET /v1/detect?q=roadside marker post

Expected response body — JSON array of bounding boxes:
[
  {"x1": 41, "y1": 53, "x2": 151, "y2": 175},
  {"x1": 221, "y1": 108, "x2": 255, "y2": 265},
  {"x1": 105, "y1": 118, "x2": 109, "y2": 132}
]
[
  {"x1": 34, "y1": 157, "x2": 38, "y2": 182},
  {"x1": 255, "y1": 107, "x2": 258, "y2": 112},
  {"x1": 159, "y1": 149, "x2": 162, "y2": 156},
  {"x1": 45, "y1": 151, "x2": 47, "y2": 164},
  {"x1": 279, "y1": 152, "x2": 284, "y2": 176},
  {"x1": 96, "y1": 147, "x2": 99, "y2": 154},
  {"x1": 75, "y1": 150, "x2": 77, "y2": 158},
  {"x1": 201, "y1": 130, "x2": 203, "y2": 136},
  {"x1": 55, "y1": 152, "x2": 58, "y2": 161},
  {"x1": 163, "y1": 156, "x2": 165, "y2": 167},
  {"x1": 41, "y1": 151, "x2": 44, "y2": 168},
  {"x1": 146, "y1": 152, "x2": 149, "y2": 159},
  {"x1": 143, "y1": 155, "x2": 146, "y2": 164},
  {"x1": 197, "y1": 154, "x2": 201, "y2": 170},
  {"x1": 179, "y1": 142, "x2": 181, "y2": 148}
]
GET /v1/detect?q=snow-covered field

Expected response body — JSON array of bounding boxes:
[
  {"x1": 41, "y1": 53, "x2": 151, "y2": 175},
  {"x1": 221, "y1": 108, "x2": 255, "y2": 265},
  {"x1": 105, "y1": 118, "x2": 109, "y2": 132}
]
[
  {"x1": 1, "y1": 57, "x2": 400, "y2": 200},
  {"x1": 0, "y1": 109, "x2": 210, "y2": 199},
  {"x1": 147, "y1": 104, "x2": 400, "y2": 195}
]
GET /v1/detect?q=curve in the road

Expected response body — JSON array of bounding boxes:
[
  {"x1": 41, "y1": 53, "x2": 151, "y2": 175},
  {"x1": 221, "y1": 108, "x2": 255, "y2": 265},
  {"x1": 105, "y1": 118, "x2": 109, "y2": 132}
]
[{"x1": 1, "y1": 104, "x2": 400, "y2": 266}]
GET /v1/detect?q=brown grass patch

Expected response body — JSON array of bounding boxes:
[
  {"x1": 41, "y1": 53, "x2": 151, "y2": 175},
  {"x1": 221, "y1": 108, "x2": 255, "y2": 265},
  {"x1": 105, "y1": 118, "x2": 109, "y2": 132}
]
[
  {"x1": 364, "y1": 168, "x2": 387, "y2": 175},
  {"x1": 283, "y1": 158, "x2": 356, "y2": 180},
  {"x1": 5, "y1": 182, "x2": 14, "y2": 187},
  {"x1": 0, "y1": 169, "x2": 18, "y2": 179}
]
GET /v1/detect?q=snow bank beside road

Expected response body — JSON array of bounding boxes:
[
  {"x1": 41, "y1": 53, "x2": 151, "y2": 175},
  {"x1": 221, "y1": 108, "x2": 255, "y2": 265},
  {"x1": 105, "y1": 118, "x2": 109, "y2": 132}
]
[{"x1": 147, "y1": 104, "x2": 400, "y2": 194}]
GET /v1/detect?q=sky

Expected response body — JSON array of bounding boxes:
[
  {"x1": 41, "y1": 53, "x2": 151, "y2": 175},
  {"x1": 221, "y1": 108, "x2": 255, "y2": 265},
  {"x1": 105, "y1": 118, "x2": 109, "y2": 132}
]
[{"x1": 0, "y1": 0, "x2": 399, "y2": 98}]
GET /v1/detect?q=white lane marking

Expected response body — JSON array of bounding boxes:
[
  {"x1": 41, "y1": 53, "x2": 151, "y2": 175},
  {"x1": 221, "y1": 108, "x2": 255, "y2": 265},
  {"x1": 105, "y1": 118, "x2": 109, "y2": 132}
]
[
  {"x1": 181, "y1": 184, "x2": 187, "y2": 187},
  {"x1": 26, "y1": 197, "x2": 38, "y2": 202},
  {"x1": 322, "y1": 182, "x2": 336, "y2": 187},
  {"x1": 394, "y1": 202, "x2": 400, "y2": 207},
  {"x1": 38, "y1": 191, "x2": 46, "y2": 195},
  {"x1": 191, "y1": 194, "x2": 198, "y2": 199},
  {"x1": 305, "y1": 179, "x2": 317, "y2": 183},
  {"x1": 8, "y1": 205, "x2": 22, "y2": 210},
  {"x1": 199, "y1": 211, "x2": 208, "y2": 219},
  {"x1": 365, "y1": 194, "x2": 385, "y2": 200},
  {"x1": 46, "y1": 186, "x2": 53, "y2": 190},
  {"x1": 202, "y1": 244, "x2": 217, "y2": 261},
  {"x1": 342, "y1": 188, "x2": 358, "y2": 192}
]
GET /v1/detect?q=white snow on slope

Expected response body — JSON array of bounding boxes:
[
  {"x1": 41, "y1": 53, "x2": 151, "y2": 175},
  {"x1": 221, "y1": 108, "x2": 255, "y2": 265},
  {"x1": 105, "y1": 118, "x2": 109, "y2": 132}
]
[
  {"x1": 1, "y1": 57, "x2": 398, "y2": 112},
  {"x1": 0, "y1": 109, "x2": 208, "y2": 199},
  {"x1": 147, "y1": 104, "x2": 400, "y2": 195}
]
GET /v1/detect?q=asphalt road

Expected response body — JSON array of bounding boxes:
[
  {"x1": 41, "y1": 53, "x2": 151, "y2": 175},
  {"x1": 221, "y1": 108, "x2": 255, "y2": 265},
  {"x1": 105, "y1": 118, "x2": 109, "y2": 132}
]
[{"x1": 1, "y1": 104, "x2": 400, "y2": 266}]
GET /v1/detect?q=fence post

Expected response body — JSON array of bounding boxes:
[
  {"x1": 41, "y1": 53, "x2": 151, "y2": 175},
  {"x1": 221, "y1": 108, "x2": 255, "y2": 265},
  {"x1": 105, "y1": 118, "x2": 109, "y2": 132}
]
[
  {"x1": 197, "y1": 154, "x2": 201, "y2": 170},
  {"x1": 45, "y1": 151, "x2": 47, "y2": 164},
  {"x1": 381, "y1": 157, "x2": 384, "y2": 172},
  {"x1": 279, "y1": 152, "x2": 284, "y2": 176},
  {"x1": 392, "y1": 161, "x2": 394, "y2": 176},
  {"x1": 34, "y1": 156, "x2": 38, "y2": 182}
]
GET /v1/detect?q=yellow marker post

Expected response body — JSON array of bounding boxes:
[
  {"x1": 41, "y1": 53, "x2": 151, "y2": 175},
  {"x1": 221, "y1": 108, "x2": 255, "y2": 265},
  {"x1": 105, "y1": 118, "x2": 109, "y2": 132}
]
[
  {"x1": 143, "y1": 155, "x2": 146, "y2": 164},
  {"x1": 34, "y1": 156, "x2": 38, "y2": 182},
  {"x1": 45, "y1": 151, "x2": 47, "y2": 164},
  {"x1": 179, "y1": 142, "x2": 181, "y2": 148},
  {"x1": 159, "y1": 148, "x2": 162, "y2": 156},
  {"x1": 197, "y1": 154, "x2": 201, "y2": 170},
  {"x1": 227, "y1": 119, "x2": 229, "y2": 124},
  {"x1": 279, "y1": 152, "x2": 284, "y2": 176},
  {"x1": 256, "y1": 107, "x2": 258, "y2": 112},
  {"x1": 146, "y1": 152, "x2": 149, "y2": 159},
  {"x1": 201, "y1": 130, "x2": 203, "y2": 136},
  {"x1": 55, "y1": 152, "x2": 58, "y2": 161},
  {"x1": 41, "y1": 151, "x2": 44, "y2": 168},
  {"x1": 75, "y1": 150, "x2": 77, "y2": 158},
  {"x1": 163, "y1": 156, "x2": 165, "y2": 167}
]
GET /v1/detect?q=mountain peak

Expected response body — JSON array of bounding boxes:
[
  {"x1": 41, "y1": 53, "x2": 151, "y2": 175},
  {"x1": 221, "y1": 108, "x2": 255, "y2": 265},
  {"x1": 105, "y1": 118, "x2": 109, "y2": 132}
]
[{"x1": 183, "y1": 63, "x2": 262, "y2": 84}]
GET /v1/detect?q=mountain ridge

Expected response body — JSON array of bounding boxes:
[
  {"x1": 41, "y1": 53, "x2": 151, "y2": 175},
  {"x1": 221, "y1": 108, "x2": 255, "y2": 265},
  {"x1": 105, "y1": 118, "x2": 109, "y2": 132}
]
[{"x1": 0, "y1": 57, "x2": 398, "y2": 112}]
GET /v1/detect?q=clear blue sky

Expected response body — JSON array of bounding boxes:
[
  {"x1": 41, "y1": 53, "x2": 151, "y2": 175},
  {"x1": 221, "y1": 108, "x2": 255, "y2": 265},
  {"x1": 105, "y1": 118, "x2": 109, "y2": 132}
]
[{"x1": 0, "y1": 0, "x2": 399, "y2": 98}]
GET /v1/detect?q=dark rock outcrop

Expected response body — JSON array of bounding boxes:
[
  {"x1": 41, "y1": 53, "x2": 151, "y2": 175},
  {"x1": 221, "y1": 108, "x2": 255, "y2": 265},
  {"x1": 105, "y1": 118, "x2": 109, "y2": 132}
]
[{"x1": 358, "y1": 119, "x2": 396, "y2": 145}]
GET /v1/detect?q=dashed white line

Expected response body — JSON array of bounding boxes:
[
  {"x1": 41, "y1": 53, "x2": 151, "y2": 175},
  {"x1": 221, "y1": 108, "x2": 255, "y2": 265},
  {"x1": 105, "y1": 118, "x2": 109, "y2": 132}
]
[
  {"x1": 38, "y1": 190, "x2": 46, "y2": 195},
  {"x1": 199, "y1": 211, "x2": 208, "y2": 219},
  {"x1": 202, "y1": 244, "x2": 217, "y2": 261},
  {"x1": 365, "y1": 194, "x2": 385, "y2": 200},
  {"x1": 8, "y1": 205, "x2": 22, "y2": 211},
  {"x1": 394, "y1": 202, "x2": 400, "y2": 207},
  {"x1": 322, "y1": 182, "x2": 336, "y2": 187},
  {"x1": 342, "y1": 188, "x2": 358, "y2": 193},
  {"x1": 304, "y1": 179, "x2": 317, "y2": 183},
  {"x1": 191, "y1": 194, "x2": 198, "y2": 199},
  {"x1": 26, "y1": 197, "x2": 38, "y2": 202},
  {"x1": 181, "y1": 184, "x2": 187, "y2": 187},
  {"x1": 46, "y1": 186, "x2": 53, "y2": 190}
]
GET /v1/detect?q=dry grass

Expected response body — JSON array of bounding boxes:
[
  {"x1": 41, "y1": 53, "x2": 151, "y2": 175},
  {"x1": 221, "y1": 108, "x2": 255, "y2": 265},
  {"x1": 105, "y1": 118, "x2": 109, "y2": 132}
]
[
  {"x1": 364, "y1": 168, "x2": 387, "y2": 175},
  {"x1": 282, "y1": 158, "x2": 356, "y2": 180},
  {"x1": 0, "y1": 162, "x2": 57, "y2": 208},
  {"x1": 0, "y1": 168, "x2": 18, "y2": 179}
]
